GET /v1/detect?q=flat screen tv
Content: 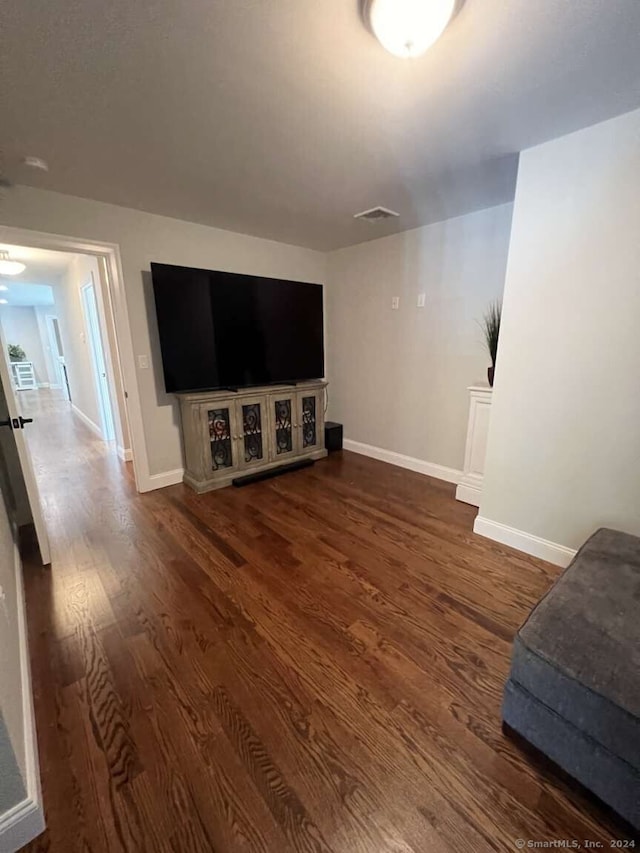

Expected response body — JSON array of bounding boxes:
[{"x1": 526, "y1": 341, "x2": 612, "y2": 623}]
[{"x1": 151, "y1": 263, "x2": 324, "y2": 393}]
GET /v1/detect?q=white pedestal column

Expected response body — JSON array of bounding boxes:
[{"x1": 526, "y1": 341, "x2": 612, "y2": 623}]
[{"x1": 455, "y1": 385, "x2": 492, "y2": 507}]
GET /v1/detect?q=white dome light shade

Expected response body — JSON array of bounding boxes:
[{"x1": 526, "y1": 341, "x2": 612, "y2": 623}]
[
  {"x1": 0, "y1": 251, "x2": 26, "y2": 276},
  {"x1": 368, "y1": 0, "x2": 456, "y2": 58}
]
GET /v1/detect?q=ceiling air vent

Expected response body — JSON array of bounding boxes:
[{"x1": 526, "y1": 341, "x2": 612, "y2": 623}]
[{"x1": 354, "y1": 206, "x2": 399, "y2": 222}]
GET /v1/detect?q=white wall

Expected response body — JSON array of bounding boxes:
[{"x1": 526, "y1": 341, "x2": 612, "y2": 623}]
[
  {"x1": 326, "y1": 203, "x2": 513, "y2": 472},
  {"x1": 54, "y1": 255, "x2": 104, "y2": 433},
  {"x1": 0, "y1": 306, "x2": 49, "y2": 387},
  {"x1": 0, "y1": 187, "x2": 326, "y2": 484},
  {"x1": 479, "y1": 107, "x2": 640, "y2": 559}
]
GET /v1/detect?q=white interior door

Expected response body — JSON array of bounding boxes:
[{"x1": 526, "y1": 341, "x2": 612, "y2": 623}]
[
  {"x1": 0, "y1": 322, "x2": 51, "y2": 565},
  {"x1": 81, "y1": 281, "x2": 115, "y2": 441}
]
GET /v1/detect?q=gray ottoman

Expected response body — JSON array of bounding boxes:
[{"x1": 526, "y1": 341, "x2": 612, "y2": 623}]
[{"x1": 502, "y1": 528, "x2": 640, "y2": 830}]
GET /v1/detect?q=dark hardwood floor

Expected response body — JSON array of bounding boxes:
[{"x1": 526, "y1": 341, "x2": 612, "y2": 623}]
[{"x1": 19, "y1": 390, "x2": 623, "y2": 851}]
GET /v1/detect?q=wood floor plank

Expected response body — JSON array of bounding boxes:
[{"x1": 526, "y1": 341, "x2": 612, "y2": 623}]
[
  {"x1": 19, "y1": 389, "x2": 629, "y2": 852},
  {"x1": 205, "y1": 625, "x2": 417, "y2": 853}
]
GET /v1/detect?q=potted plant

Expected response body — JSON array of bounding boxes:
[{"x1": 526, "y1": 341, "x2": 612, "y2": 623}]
[
  {"x1": 480, "y1": 301, "x2": 501, "y2": 387},
  {"x1": 8, "y1": 344, "x2": 26, "y2": 362}
]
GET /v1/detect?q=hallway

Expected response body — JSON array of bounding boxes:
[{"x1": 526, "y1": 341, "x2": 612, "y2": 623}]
[
  {"x1": 19, "y1": 393, "x2": 622, "y2": 851},
  {"x1": 21, "y1": 387, "x2": 122, "y2": 486}
]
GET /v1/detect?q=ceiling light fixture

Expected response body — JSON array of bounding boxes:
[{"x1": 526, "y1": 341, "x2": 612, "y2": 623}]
[
  {"x1": 0, "y1": 251, "x2": 26, "y2": 276},
  {"x1": 366, "y1": 0, "x2": 456, "y2": 58},
  {"x1": 0, "y1": 285, "x2": 7, "y2": 292},
  {"x1": 0, "y1": 299, "x2": 7, "y2": 305}
]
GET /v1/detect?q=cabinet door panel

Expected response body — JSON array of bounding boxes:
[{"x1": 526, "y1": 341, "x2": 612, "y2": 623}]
[
  {"x1": 298, "y1": 390, "x2": 324, "y2": 453},
  {"x1": 237, "y1": 397, "x2": 268, "y2": 469},
  {"x1": 207, "y1": 405, "x2": 238, "y2": 472},
  {"x1": 271, "y1": 395, "x2": 298, "y2": 460}
]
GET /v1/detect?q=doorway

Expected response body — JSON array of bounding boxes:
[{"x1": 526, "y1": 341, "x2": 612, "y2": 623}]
[
  {"x1": 0, "y1": 238, "x2": 136, "y2": 564},
  {"x1": 81, "y1": 277, "x2": 115, "y2": 442}
]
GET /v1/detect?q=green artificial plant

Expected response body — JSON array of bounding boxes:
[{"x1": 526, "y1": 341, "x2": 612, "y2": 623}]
[
  {"x1": 480, "y1": 301, "x2": 501, "y2": 367},
  {"x1": 8, "y1": 344, "x2": 26, "y2": 362}
]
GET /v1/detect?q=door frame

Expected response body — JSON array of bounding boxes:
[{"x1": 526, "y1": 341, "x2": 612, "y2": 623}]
[
  {"x1": 0, "y1": 225, "x2": 145, "y2": 490},
  {"x1": 80, "y1": 276, "x2": 116, "y2": 442}
]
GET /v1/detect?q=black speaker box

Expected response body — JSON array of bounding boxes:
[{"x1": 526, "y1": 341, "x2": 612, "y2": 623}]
[{"x1": 324, "y1": 421, "x2": 343, "y2": 453}]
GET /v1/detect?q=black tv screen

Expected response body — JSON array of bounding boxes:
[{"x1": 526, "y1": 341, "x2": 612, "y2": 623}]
[{"x1": 151, "y1": 263, "x2": 324, "y2": 393}]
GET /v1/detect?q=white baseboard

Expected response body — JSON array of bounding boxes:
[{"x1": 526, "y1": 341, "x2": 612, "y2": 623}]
[
  {"x1": 0, "y1": 797, "x2": 45, "y2": 853},
  {"x1": 0, "y1": 542, "x2": 45, "y2": 852},
  {"x1": 117, "y1": 446, "x2": 133, "y2": 462},
  {"x1": 141, "y1": 441, "x2": 458, "y2": 496},
  {"x1": 141, "y1": 468, "x2": 184, "y2": 492},
  {"x1": 71, "y1": 404, "x2": 102, "y2": 439},
  {"x1": 343, "y1": 439, "x2": 461, "y2": 485},
  {"x1": 473, "y1": 516, "x2": 577, "y2": 567},
  {"x1": 455, "y1": 482, "x2": 481, "y2": 507}
]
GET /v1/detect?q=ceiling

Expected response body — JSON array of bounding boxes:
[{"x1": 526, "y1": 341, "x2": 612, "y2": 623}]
[
  {"x1": 0, "y1": 282, "x2": 55, "y2": 308},
  {"x1": 0, "y1": 244, "x2": 75, "y2": 306},
  {"x1": 1, "y1": 1, "x2": 640, "y2": 250},
  {"x1": 0, "y1": 244, "x2": 73, "y2": 281}
]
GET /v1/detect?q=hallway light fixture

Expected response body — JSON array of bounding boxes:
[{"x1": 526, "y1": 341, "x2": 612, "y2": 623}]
[
  {"x1": 0, "y1": 251, "x2": 26, "y2": 275},
  {"x1": 0, "y1": 285, "x2": 7, "y2": 291},
  {"x1": 0, "y1": 299, "x2": 7, "y2": 305},
  {"x1": 366, "y1": 0, "x2": 456, "y2": 58}
]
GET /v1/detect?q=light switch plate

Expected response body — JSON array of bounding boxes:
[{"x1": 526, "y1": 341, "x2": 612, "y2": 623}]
[
  {"x1": 138, "y1": 355, "x2": 150, "y2": 369},
  {"x1": 417, "y1": 293, "x2": 426, "y2": 308},
  {"x1": 391, "y1": 297, "x2": 400, "y2": 310}
]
